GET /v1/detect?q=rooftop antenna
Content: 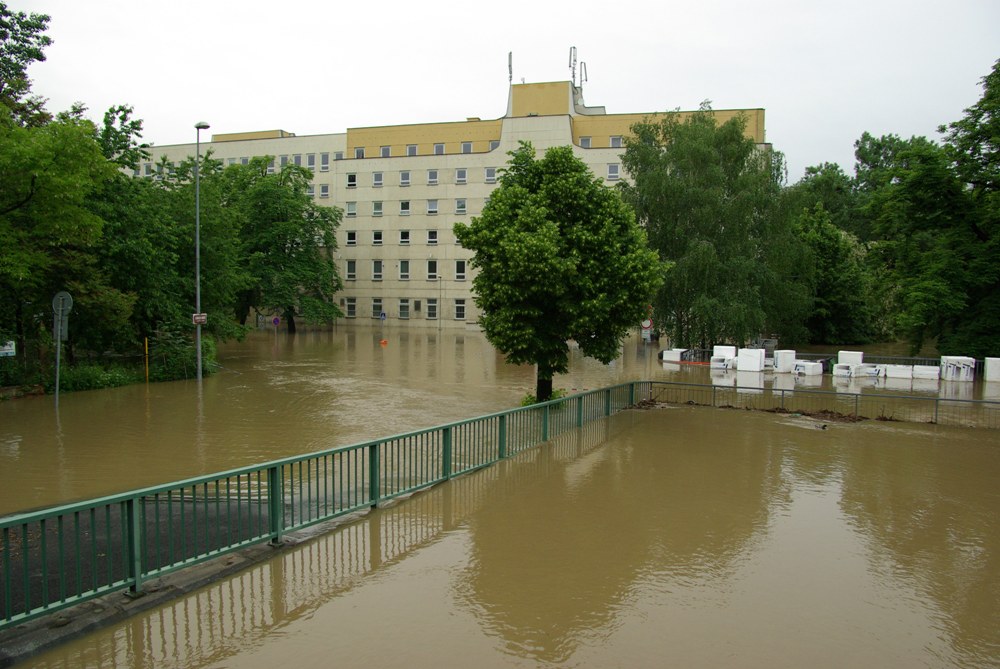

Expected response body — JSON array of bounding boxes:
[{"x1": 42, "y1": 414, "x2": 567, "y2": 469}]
[
  {"x1": 508, "y1": 51, "x2": 512, "y2": 84},
  {"x1": 569, "y1": 46, "x2": 578, "y2": 86},
  {"x1": 580, "y1": 61, "x2": 588, "y2": 87}
]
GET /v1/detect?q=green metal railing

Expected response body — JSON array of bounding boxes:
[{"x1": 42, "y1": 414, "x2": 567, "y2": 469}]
[{"x1": 0, "y1": 382, "x2": 645, "y2": 630}]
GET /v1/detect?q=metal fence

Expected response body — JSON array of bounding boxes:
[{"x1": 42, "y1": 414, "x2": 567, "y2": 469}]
[
  {"x1": 0, "y1": 382, "x2": 643, "y2": 630},
  {"x1": 647, "y1": 381, "x2": 1000, "y2": 429}
]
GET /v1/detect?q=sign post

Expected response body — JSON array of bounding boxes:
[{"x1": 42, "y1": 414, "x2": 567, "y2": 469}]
[{"x1": 52, "y1": 291, "x2": 73, "y2": 407}]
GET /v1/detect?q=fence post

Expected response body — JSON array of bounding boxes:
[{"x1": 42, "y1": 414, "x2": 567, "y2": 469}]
[
  {"x1": 442, "y1": 427, "x2": 453, "y2": 480},
  {"x1": 628, "y1": 382, "x2": 636, "y2": 407},
  {"x1": 542, "y1": 405, "x2": 550, "y2": 442},
  {"x1": 369, "y1": 443, "x2": 380, "y2": 508},
  {"x1": 268, "y1": 465, "x2": 284, "y2": 544},
  {"x1": 498, "y1": 414, "x2": 507, "y2": 459},
  {"x1": 712, "y1": 385, "x2": 716, "y2": 407},
  {"x1": 604, "y1": 389, "x2": 612, "y2": 416},
  {"x1": 576, "y1": 396, "x2": 584, "y2": 427},
  {"x1": 934, "y1": 398, "x2": 939, "y2": 424},
  {"x1": 854, "y1": 393, "x2": 859, "y2": 419},
  {"x1": 126, "y1": 498, "x2": 144, "y2": 595}
]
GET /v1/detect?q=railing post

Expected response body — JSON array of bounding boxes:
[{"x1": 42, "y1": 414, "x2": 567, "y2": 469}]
[
  {"x1": 542, "y1": 405, "x2": 550, "y2": 442},
  {"x1": 629, "y1": 382, "x2": 636, "y2": 407},
  {"x1": 934, "y1": 398, "x2": 939, "y2": 424},
  {"x1": 604, "y1": 389, "x2": 612, "y2": 416},
  {"x1": 712, "y1": 385, "x2": 717, "y2": 407},
  {"x1": 498, "y1": 414, "x2": 507, "y2": 459},
  {"x1": 854, "y1": 393, "x2": 859, "y2": 419},
  {"x1": 268, "y1": 465, "x2": 284, "y2": 545},
  {"x1": 576, "y1": 396, "x2": 584, "y2": 427},
  {"x1": 369, "y1": 443, "x2": 380, "y2": 508},
  {"x1": 442, "y1": 427, "x2": 453, "y2": 480},
  {"x1": 126, "y1": 498, "x2": 144, "y2": 595}
]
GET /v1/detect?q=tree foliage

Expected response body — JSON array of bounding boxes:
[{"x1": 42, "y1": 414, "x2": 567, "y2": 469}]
[
  {"x1": 620, "y1": 109, "x2": 811, "y2": 348},
  {"x1": 0, "y1": 2, "x2": 51, "y2": 125},
  {"x1": 455, "y1": 142, "x2": 663, "y2": 401}
]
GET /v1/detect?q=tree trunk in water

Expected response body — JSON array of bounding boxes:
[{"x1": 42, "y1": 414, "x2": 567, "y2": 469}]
[
  {"x1": 535, "y1": 375, "x2": 553, "y2": 403},
  {"x1": 285, "y1": 309, "x2": 297, "y2": 334}
]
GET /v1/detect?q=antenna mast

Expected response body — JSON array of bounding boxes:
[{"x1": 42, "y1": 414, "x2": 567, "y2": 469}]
[
  {"x1": 569, "y1": 46, "x2": 577, "y2": 87},
  {"x1": 508, "y1": 51, "x2": 513, "y2": 84}
]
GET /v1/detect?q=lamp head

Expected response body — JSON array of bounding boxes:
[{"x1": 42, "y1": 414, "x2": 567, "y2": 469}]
[{"x1": 194, "y1": 121, "x2": 210, "y2": 130}]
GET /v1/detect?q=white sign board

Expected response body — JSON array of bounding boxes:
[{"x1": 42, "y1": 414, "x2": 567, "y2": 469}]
[{"x1": 0, "y1": 341, "x2": 14, "y2": 357}]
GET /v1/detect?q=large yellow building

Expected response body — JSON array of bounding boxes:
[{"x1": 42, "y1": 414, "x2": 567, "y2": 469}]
[{"x1": 143, "y1": 81, "x2": 766, "y2": 329}]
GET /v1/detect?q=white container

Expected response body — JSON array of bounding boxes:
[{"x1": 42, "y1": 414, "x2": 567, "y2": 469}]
[
  {"x1": 985, "y1": 358, "x2": 1000, "y2": 382},
  {"x1": 794, "y1": 361, "x2": 823, "y2": 376},
  {"x1": 737, "y1": 348, "x2": 765, "y2": 372},
  {"x1": 774, "y1": 350, "x2": 796, "y2": 373},
  {"x1": 713, "y1": 345, "x2": 737, "y2": 359},
  {"x1": 838, "y1": 350, "x2": 864, "y2": 366},
  {"x1": 884, "y1": 364, "x2": 913, "y2": 379},
  {"x1": 913, "y1": 365, "x2": 940, "y2": 380},
  {"x1": 940, "y1": 356, "x2": 975, "y2": 382},
  {"x1": 856, "y1": 364, "x2": 885, "y2": 378},
  {"x1": 833, "y1": 363, "x2": 854, "y2": 377},
  {"x1": 660, "y1": 348, "x2": 687, "y2": 362}
]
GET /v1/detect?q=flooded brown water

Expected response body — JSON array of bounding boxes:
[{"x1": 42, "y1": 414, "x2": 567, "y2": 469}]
[
  {"x1": 26, "y1": 407, "x2": 1000, "y2": 668},
  {"x1": 4, "y1": 327, "x2": 1000, "y2": 667}
]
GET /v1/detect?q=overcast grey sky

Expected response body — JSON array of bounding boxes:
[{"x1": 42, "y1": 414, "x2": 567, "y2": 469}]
[{"x1": 16, "y1": 0, "x2": 1000, "y2": 181}]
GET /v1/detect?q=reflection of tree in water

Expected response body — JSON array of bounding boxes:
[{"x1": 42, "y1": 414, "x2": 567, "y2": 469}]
[
  {"x1": 455, "y1": 409, "x2": 782, "y2": 664},
  {"x1": 836, "y1": 424, "x2": 1000, "y2": 667}
]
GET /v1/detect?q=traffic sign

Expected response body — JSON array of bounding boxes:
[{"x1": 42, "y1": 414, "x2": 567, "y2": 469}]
[
  {"x1": 192, "y1": 313, "x2": 208, "y2": 325},
  {"x1": 380, "y1": 311, "x2": 387, "y2": 321},
  {"x1": 272, "y1": 317, "x2": 281, "y2": 326}
]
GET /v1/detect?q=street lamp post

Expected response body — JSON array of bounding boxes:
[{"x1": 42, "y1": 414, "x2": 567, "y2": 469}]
[{"x1": 194, "y1": 121, "x2": 210, "y2": 382}]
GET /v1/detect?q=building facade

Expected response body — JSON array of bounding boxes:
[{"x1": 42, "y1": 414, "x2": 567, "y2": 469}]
[{"x1": 142, "y1": 82, "x2": 766, "y2": 329}]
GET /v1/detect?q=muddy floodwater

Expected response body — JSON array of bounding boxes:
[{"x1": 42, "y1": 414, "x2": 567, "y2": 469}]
[{"x1": 3, "y1": 327, "x2": 1000, "y2": 667}]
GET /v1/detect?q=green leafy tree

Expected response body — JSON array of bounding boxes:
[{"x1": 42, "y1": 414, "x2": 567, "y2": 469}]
[
  {"x1": 220, "y1": 158, "x2": 342, "y2": 332},
  {"x1": 0, "y1": 1, "x2": 52, "y2": 125},
  {"x1": 620, "y1": 108, "x2": 810, "y2": 348},
  {"x1": 454, "y1": 142, "x2": 663, "y2": 402}
]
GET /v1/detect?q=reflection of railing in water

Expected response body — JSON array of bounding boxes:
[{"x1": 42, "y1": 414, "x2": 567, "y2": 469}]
[
  {"x1": 0, "y1": 383, "x2": 642, "y2": 632},
  {"x1": 25, "y1": 420, "x2": 617, "y2": 669},
  {"x1": 649, "y1": 381, "x2": 1000, "y2": 429}
]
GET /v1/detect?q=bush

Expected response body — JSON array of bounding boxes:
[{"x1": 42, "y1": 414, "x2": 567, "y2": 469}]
[
  {"x1": 520, "y1": 388, "x2": 568, "y2": 406},
  {"x1": 148, "y1": 328, "x2": 217, "y2": 382},
  {"x1": 48, "y1": 363, "x2": 142, "y2": 392}
]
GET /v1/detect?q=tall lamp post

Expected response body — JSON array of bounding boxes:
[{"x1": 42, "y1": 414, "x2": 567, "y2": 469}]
[{"x1": 194, "y1": 121, "x2": 210, "y2": 382}]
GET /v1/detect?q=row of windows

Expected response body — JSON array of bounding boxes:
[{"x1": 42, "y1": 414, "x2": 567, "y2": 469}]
[
  {"x1": 333, "y1": 199, "x2": 469, "y2": 217},
  {"x1": 346, "y1": 259, "x2": 467, "y2": 282},
  {"x1": 352, "y1": 140, "x2": 500, "y2": 160},
  {"x1": 347, "y1": 167, "x2": 496, "y2": 189},
  {"x1": 345, "y1": 229, "x2": 441, "y2": 246},
  {"x1": 344, "y1": 297, "x2": 466, "y2": 321},
  {"x1": 578, "y1": 135, "x2": 624, "y2": 149}
]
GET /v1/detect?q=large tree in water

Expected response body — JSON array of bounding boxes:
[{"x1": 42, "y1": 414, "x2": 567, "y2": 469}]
[{"x1": 455, "y1": 142, "x2": 663, "y2": 402}]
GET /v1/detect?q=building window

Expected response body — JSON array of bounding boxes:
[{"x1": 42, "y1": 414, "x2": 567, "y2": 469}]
[
  {"x1": 345, "y1": 297, "x2": 356, "y2": 318},
  {"x1": 407, "y1": 144, "x2": 417, "y2": 156},
  {"x1": 427, "y1": 199, "x2": 438, "y2": 215},
  {"x1": 334, "y1": 151, "x2": 344, "y2": 161},
  {"x1": 400, "y1": 201, "x2": 410, "y2": 216},
  {"x1": 227, "y1": 158, "x2": 237, "y2": 166},
  {"x1": 319, "y1": 184, "x2": 329, "y2": 198},
  {"x1": 355, "y1": 147, "x2": 365, "y2": 159},
  {"x1": 373, "y1": 230, "x2": 383, "y2": 245},
  {"x1": 427, "y1": 259, "x2": 438, "y2": 280},
  {"x1": 455, "y1": 259, "x2": 467, "y2": 280},
  {"x1": 456, "y1": 168, "x2": 467, "y2": 184},
  {"x1": 400, "y1": 170, "x2": 410, "y2": 186},
  {"x1": 307, "y1": 154, "x2": 316, "y2": 169},
  {"x1": 346, "y1": 260, "x2": 356, "y2": 281},
  {"x1": 373, "y1": 172, "x2": 383, "y2": 187},
  {"x1": 427, "y1": 229, "x2": 438, "y2": 245},
  {"x1": 427, "y1": 169, "x2": 438, "y2": 185},
  {"x1": 372, "y1": 260, "x2": 383, "y2": 281},
  {"x1": 610, "y1": 135, "x2": 623, "y2": 148},
  {"x1": 489, "y1": 140, "x2": 500, "y2": 151},
  {"x1": 399, "y1": 298, "x2": 410, "y2": 319},
  {"x1": 267, "y1": 158, "x2": 276, "y2": 174},
  {"x1": 434, "y1": 143, "x2": 445, "y2": 155},
  {"x1": 346, "y1": 230, "x2": 357, "y2": 246},
  {"x1": 607, "y1": 164, "x2": 620, "y2": 181},
  {"x1": 346, "y1": 202, "x2": 357, "y2": 217},
  {"x1": 372, "y1": 298, "x2": 383, "y2": 318},
  {"x1": 426, "y1": 298, "x2": 438, "y2": 319},
  {"x1": 292, "y1": 154, "x2": 301, "y2": 166},
  {"x1": 580, "y1": 136, "x2": 591, "y2": 149},
  {"x1": 320, "y1": 153, "x2": 330, "y2": 171},
  {"x1": 399, "y1": 230, "x2": 410, "y2": 245},
  {"x1": 380, "y1": 146, "x2": 391, "y2": 158},
  {"x1": 373, "y1": 200, "x2": 383, "y2": 217},
  {"x1": 455, "y1": 199, "x2": 466, "y2": 215},
  {"x1": 454, "y1": 299, "x2": 466, "y2": 320},
  {"x1": 347, "y1": 173, "x2": 357, "y2": 188},
  {"x1": 307, "y1": 185, "x2": 315, "y2": 198},
  {"x1": 280, "y1": 155, "x2": 288, "y2": 167},
  {"x1": 461, "y1": 141, "x2": 472, "y2": 154},
  {"x1": 399, "y1": 259, "x2": 410, "y2": 280},
  {"x1": 485, "y1": 167, "x2": 496, "y2": 183}
]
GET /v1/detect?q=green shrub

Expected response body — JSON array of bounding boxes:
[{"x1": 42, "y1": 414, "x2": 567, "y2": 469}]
[
  {"x1": 49, "y1": 363, "x2": 142, "y2": 392},
  {"x1": 519, "y1": 388, "x2": 568, "y2": 406},
  {"x1": 148, "y1": 328, "x2": 217, "y2": 382}
]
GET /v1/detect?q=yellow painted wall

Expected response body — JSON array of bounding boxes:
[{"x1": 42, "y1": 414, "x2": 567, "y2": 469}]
[
  {"x1": 510, "y1": 81, "x2": 572, "y2": 117},
  {"x1": 571, "y1": 108, "x2": 766, "y2": 147},
  {"x1": 213, "y1": 130, "x2": 295, "y2": 142},
  {"x1": 347, "y1": 119, "x2": 503, "y2": 157}
]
